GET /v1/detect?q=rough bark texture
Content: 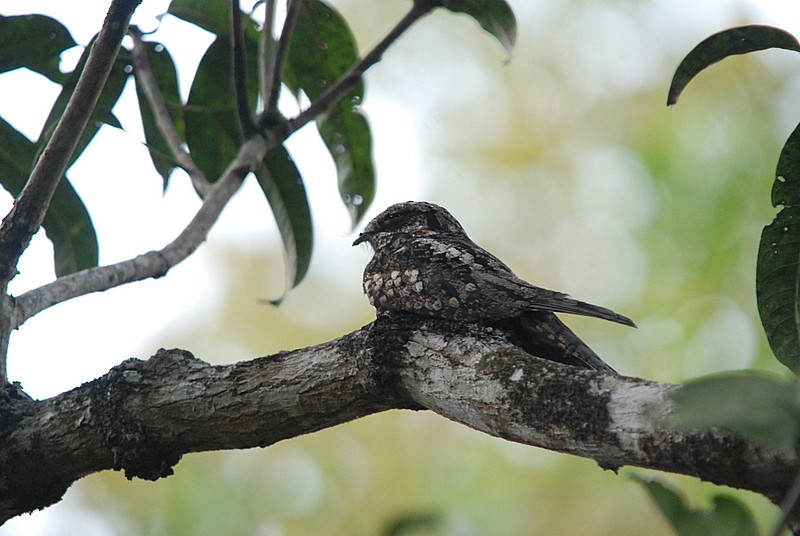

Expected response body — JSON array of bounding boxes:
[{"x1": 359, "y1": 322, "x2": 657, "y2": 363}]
[{"x1": 1, "y1": 316, "x2": 797, "y2": 526}]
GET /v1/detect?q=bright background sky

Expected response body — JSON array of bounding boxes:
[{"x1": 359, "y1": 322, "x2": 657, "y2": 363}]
[{"x1": 2, "y1": 0, "x2": 800, "y2": 534}]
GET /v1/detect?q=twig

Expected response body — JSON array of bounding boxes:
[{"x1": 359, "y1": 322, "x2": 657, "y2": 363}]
[
  {"x1": 772, "y1": 465, "x2": 800, "y2": 536},
  {"x1": 10, "y1": 136, "x2": 270, "y2": 330},
  {"x1": 265, "y1": 0, "x2": 303, "y2": 114},
  {"x1": 231, "y1": 0, "x2": 257, "y2": 136},
  {"x1": 285, "y1": 0, "x2": 434, "y2": 138},
  {"x1": 259, "y1": 0, "x2": 277, "y2": 109},
  {"x1": 0, "y1": 0, "x2": 142, "y2": 290},
  {"x1": 129, "y1": 26, "x2": 210, "y2": 197}
]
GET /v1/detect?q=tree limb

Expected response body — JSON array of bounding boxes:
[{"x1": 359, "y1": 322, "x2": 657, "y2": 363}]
[
  {"x1": 285, "y1": 0, "x2": 435, "y2": 138},
  {"x1": 264, "y1": 0, "x2": 303, "y2": 115},
  {"x1": 10, "y1": 136, "x2": 270, "y2": 329},
  {"x1": 1, "y1": 316, "x2": 797, "y2": 525},
  {"x1": 129, "y1": 26, "x2": 210, "y2": 197},
  {"x1": 230, "y1": 0, "x2": 257, "y2": 136},
  {"x1": 259, "y1": 0, "x2": 278, "y2": 109}
]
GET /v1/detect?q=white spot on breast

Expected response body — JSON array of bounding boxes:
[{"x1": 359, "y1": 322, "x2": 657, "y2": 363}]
[{"x1": 510, "y1": 368, "x2": 524, "y2": 381}]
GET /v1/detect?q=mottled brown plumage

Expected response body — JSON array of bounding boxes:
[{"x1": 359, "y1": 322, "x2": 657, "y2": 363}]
[{"x1": 353, "y1": 201, "x2": 635, "y2": 373}]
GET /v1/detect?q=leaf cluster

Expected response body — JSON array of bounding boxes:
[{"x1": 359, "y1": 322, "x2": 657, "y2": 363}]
[
  {"x1": 0, "y1": 0, "x2": 515, "y2": 297},
  {"x1": 664, "y1": 25, "x2": 800, "y2": 535}
]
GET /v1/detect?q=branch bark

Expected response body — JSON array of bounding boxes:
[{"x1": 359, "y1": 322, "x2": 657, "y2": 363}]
[{"x1": 1, "y1": 315, "x2": 797, "y2": 526}]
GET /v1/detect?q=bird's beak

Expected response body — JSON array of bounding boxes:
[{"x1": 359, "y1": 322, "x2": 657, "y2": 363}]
[{"x1": 352, "y1": 233, "x2": 368, "y2": 246}]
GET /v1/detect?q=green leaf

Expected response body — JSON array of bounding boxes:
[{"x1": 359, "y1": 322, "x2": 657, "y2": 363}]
[
  {"x1": 668, "y1": 25, "x2": 800, "y2": 106},
  {"x1": 0, "y1": 14, "x2": 76, "y2": 83},
  {"x1": 633, "y1": 476, "x2": 760, "y2": 536},
  {"x1": 669, "y1": 373, "x2": 800, "y2": 450},
  {"x1": 286, "y1": 0, "x2": 375, "y2": 225},
  {"x1": 133, "y1": 41, "x2": 184, "y2": 189},
  {"x1": 182, "y1": 0, "x2": 260, "y2": 181},
  {"x1": 437, "y1": 0, "x2": 517, "y2": 54},
  {"x1": 0, "y1": 117, "x2": 97, "y2": 276},
  {"x1": 167, "y1": 0, "x2": 230, "y2": 35},
  {"x1": 184, "y1": 36, "x2": 240, "y2": 181},
  {"x1": 34, "y1": 38, "x2": 130, "y2": 170},
  {"x1": 383, "y1": 511, "x2": 446, "y2": 536},
  {"x1": 318, "y1": 108, "x2": 375, "y2": 226},
  {"x1": 254, "y1": 146, "x2": 314, "y2": 301},
  {"x1": 757, "y1": 124, "x2": 800, "y2": 372}
]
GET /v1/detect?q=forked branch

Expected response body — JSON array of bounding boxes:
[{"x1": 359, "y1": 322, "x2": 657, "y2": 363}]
[{"x1": 10, "y1": 136, "x2": 270, "y2": 329}]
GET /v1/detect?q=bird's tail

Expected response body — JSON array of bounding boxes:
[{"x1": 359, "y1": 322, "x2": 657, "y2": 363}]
[{"x1": 539, "y1": 296, "x2": 636, "y2": 328}]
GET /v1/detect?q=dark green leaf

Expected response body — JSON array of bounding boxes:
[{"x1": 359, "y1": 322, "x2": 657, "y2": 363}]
[
  {"x1": 167, "y1": 0, "x2": 230, "y2": 36},
  {"x1": 318, "y1": 108, "x2": 375, "y2": 226},
  {"x1": 633, "y1": 476, "x2": 760, "y2": 536},
  {"x1": 0, "y1": 117, "x2": 97, "y2": 276},
  {"x1": 438, "y1": 0, "x2": 517, "y2": 54},
  {"x1": 670, "y1": 373, "x2": 800, "y2": 449},
  {"x1": 34, "y1": 38, "x2": 130, "y2": 171},
  {"x1": 254, "y1": 146, "x2": 313, "y2": 301},
  {"x1": 184, "y1": 36, "x2": 239, "y2": 181},
  {"x1": 180, "y1": 0, "x2": 261, "y2": 181},
  {"x1": 668, "y1": 25, "x2": 800, "y2": 105},
  {"x1": 758, "y1": 124, "x2": 800, "y2": 372},
  {"x1": 383, "y1": 511, "x2": 446, "y2": 536},
  {"x1": 0, "y1": 14, "x2": 76, "y2": 83},
  {"x1": 287, "y1": 0, "x2": 375, "y2": 225},
  {"x1": 133, "y1": 42, "x2": 184, "y2": 189}
]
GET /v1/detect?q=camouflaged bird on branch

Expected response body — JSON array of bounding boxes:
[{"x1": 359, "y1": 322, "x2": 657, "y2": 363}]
[{"x1": 354, "y1": 201, "x2": 635, "y2": 374}]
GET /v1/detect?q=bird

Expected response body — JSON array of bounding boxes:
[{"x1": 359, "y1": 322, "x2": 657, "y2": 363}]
[{"x1": 352, "y1": 201, "x2": 635, "y2": 374}]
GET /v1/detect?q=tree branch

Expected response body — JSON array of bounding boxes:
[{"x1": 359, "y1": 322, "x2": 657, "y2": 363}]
[
  {"x1": 129, "y1": 26, "x2": 210, "y2": 197},
  {"x1": 0, "y1": 0, "x2": 142, "y2": 290},
  {"x1": 230, "y1": 0, "x2": 256, "y2": 136},
  {"x1": 259, "y1": 0, "x2": 277, "y2": 109},
  {"x1": 1, "y1": 316, "x2": 797, "y2": 524},
  {"x1": 284, "y1": 0, "x2": 434, "y2": 138},
  {"x1": 10, "y1": 136, "x2": 270, "y2": 329},
  {"x1": 264, "y1": 0, "x2": 303, "y2": 115}
]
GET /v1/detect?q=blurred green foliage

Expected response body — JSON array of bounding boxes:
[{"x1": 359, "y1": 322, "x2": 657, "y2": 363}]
[{"x1": 17, "y1": 0, "x2": 800, "y2": 534}]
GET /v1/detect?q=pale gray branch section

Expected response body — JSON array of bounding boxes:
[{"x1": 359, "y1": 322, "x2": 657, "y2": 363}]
[
  {"x1": 1, "y1": 317, "x2": 797, "y2": 524},
  {"x1": 378, "y1": 319, "x2": 799, "y2": 504},
  {"x1": 10, "y1": 137, "x2": 270, "y2": 329}
]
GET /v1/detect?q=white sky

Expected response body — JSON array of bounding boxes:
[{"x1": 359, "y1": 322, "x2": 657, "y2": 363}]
[{"x1": 1, "y1": 0, "x2": 800, "y2": 533}]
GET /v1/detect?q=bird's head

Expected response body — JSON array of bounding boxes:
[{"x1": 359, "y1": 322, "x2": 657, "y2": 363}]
[{"x1": 353, "y1": 201, "x2": 465, "y2": 249}]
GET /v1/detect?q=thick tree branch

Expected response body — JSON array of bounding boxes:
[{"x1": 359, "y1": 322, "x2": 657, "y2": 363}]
[
  {"x1": 129, "y1": 26, "x2": 210, "y2": 197},
  {"x1": 284, "y1": 0, "x2": 434, "y2": 138},
  {"x1": 10, "y1": 136, "x2": 270, "y2": 329},
  {"x1": 0, "y1": 0, "x2": 142, "y2": 290},
  {"x1": 1, "y1": 317, "x2": 797, "y2": 525}
]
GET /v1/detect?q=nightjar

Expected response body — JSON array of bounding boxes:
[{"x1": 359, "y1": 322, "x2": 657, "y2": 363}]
[{"x1": 353, "y1": 201, "x2": 635, "y2": 374}]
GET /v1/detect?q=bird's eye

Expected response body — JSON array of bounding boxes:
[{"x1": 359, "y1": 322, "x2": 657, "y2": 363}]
[{"x1": 380, "y1": 212, "x2": 405, "y2": 229}]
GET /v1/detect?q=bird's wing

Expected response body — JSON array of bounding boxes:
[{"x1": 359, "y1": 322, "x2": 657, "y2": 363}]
[
  {"x1": 498, "y1": 312, "x2": 618, "y2": 373},
  {"x1": 422, "y1": 235, "x2": 636, "y2": 327}
]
